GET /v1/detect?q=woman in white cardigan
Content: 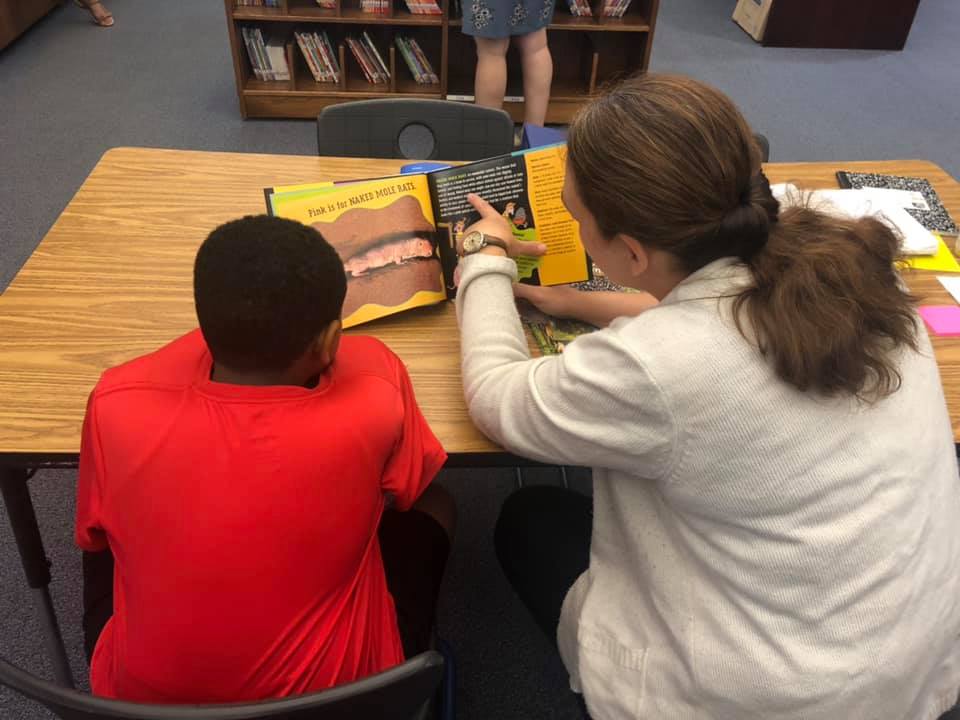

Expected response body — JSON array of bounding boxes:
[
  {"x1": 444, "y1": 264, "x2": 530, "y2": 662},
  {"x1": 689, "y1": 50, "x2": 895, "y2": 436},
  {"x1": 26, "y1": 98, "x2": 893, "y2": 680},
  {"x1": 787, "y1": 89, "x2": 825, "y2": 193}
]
[{"x1": 454, "y1": 74, "x2": 960, "y2": 720}]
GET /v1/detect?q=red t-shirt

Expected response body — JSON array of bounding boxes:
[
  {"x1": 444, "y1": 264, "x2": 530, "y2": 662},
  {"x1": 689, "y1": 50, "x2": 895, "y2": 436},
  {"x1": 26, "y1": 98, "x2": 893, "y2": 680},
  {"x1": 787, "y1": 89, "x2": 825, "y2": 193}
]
[{"x1": 76, "y1": 330, "x2": 446, "y2": 703}]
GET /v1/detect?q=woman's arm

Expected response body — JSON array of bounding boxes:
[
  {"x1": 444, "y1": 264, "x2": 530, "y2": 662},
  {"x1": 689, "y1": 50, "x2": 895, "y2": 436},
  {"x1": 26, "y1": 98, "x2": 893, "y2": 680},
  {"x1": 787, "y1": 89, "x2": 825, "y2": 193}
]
[
  {"x1": 453, "y1": 194, "x2": 676, "y2": 474},
  {"x1": 514, "y1": 284, "x2": 659, "y2": 328}
]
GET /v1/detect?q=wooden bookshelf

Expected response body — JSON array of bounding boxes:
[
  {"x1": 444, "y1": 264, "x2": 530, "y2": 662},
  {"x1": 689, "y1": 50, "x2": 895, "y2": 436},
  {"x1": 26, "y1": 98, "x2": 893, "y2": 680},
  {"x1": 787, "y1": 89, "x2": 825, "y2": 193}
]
[{"x1": 225, "y1": 0, "x2": 658, "y2": 123}]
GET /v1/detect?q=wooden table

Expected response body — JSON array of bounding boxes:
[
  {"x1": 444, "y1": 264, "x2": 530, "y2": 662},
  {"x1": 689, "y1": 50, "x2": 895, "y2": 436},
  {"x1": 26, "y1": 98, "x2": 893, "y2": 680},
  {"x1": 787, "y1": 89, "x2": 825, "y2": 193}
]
[{"x1": 1, "y1": 149, "x2": 958, "y2": 686}]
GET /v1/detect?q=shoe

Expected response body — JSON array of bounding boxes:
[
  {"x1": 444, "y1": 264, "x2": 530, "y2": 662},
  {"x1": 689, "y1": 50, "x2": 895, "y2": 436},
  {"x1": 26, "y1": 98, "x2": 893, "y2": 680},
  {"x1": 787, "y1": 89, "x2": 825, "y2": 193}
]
[{"x1": 75, "y1": 0, "x2": 114, "y2": 27}]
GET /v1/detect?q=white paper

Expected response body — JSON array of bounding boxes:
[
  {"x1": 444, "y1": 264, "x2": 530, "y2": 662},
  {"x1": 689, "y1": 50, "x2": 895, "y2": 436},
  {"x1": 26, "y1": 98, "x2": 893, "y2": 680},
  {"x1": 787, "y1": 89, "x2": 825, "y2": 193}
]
[
  {"x1": 859, "y1": 188, "x2": 930, "y2": 212},
  {"x1": 770, "y1": 185, "x2": 937, "y2": 255},
  {"x1": 938, "y1": 276, "x2": 960, "y2": 305}
]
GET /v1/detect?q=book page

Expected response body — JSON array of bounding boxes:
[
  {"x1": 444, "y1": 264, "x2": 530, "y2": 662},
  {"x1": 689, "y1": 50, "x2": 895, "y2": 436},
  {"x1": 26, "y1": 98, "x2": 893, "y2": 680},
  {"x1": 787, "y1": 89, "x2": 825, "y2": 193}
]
[
  {"x1": 428, "y1": 145, "x2": 589, "y2": 287},
  {"x1": 268, "y1": 175, "x2": 447, "y2": 329}
]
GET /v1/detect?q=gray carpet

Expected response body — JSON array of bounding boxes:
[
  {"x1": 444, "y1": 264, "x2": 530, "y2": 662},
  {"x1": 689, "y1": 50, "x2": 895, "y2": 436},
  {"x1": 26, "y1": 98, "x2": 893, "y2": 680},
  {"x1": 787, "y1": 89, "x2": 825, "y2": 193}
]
[{"x1": 1, "y1": 0, "x2": 959, "y2": 718}]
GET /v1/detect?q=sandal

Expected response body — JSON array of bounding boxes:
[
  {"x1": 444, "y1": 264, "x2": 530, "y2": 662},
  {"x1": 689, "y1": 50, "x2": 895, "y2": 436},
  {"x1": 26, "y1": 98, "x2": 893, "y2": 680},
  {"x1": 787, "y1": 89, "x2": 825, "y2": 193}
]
[{"x1": 75, "y1": 0, "x2": 114, "y2": 27}]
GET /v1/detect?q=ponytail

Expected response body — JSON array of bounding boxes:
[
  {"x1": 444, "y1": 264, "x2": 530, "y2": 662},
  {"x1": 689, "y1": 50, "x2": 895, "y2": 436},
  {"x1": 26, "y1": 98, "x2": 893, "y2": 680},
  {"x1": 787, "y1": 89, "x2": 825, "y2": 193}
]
[
  {"x1": 734, "y1": 203, "x2": 917, "y2": 400},
  {"x1": 568, "y1": 72, "x2": 918, "y2": 401}
]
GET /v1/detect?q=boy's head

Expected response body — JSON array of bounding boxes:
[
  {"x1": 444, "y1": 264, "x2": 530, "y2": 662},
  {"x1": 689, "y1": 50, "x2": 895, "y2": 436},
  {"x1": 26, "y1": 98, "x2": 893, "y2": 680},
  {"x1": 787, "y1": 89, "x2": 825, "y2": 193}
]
[{"x1": 194, "y1": 215, "x2": 347, "y2": 375}]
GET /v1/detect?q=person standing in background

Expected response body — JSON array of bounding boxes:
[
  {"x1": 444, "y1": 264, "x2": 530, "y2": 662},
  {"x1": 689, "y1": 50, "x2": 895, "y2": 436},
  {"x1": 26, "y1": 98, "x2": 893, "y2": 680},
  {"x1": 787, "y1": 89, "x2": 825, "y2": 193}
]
[{"x1": 463, "y1": 0, "x2": 554, "y2": 127}]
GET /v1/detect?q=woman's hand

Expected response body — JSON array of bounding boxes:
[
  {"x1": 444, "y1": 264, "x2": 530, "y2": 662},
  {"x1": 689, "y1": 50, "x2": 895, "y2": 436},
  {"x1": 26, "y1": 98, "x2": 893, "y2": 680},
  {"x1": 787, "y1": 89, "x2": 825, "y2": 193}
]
[
  {"x1": 513, "y1": 283, "x2": 580, "y2": 319},
  {"x1": 461, "y1": 194, "x2": 547, "y2": 259}
]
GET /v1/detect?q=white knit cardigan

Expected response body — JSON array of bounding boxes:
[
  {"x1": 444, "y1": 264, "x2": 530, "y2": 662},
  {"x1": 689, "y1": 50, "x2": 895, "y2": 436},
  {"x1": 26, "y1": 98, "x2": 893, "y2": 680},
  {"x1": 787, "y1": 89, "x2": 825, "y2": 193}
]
[{"x1": 456, "y1": 253, "x2": 960, "y2": 720}]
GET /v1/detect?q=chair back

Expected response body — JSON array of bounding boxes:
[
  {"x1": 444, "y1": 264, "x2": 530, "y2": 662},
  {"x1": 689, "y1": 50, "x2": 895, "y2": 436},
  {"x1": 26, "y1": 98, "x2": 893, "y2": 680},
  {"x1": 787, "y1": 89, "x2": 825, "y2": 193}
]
[
  {"x1": 317, "y1": 99, "x2": 514, "y2": 160},
  {"x1": 0, "y1": 651, "x2": 443, "y2": 720}
]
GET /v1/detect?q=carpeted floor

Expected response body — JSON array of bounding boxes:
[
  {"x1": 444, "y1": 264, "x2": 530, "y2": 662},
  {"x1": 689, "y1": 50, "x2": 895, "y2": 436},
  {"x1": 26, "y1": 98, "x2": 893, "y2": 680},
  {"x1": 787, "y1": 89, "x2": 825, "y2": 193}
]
[{"x1": 1, "y1": 0, "x2": 958, "y2": 717}]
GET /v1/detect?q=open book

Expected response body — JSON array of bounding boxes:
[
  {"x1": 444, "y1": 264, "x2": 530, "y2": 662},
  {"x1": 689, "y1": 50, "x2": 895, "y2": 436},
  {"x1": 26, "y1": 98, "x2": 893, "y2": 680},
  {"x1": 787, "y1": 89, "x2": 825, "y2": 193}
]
[{"x1": 265, "y1": 144, "x2": 590, "y2": 329}]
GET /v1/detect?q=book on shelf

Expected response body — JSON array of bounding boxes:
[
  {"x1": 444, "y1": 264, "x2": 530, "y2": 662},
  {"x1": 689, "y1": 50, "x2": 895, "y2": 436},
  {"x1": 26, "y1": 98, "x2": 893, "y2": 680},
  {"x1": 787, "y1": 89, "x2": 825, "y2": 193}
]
[
  {"x1": 600, "y1": 0, "x2": 632, "y2": 18},
  {"x1": 396, "y1": 36, "x2": 437, "y2": 85},
  {"x1": 402, "y1": 0, "x2": 442, "y2": 14},
  {"x1": 264, "y1": 144, "x2": 590, "y2": 329},
  {"x1": 566, "y1": 0, "x2": 592, "y2": 17},
  {"x1": 363, "y1": 31, "x2": 391, "y2": 81},
  {"x1": 241, "y1": 26, "x2": 290, "y2": 81},
  {"x1": 295, "y1": 31, "x2": 340, "y2": 83},
  {"x1": 235, "y1": 0, "x2": 280, "y2": 6},
  {"x1": 315, "y1": 0, "x2": 337, "y2": 8},
  {"x1": 446, "y1": 93, "x2": 523, "y2": 102},
  {"x1": 346, "y1": 35, "x2": 387, "y2": 83},
  {"x1": 360, "y1": 0, "x2": 391, "y2": 12}
]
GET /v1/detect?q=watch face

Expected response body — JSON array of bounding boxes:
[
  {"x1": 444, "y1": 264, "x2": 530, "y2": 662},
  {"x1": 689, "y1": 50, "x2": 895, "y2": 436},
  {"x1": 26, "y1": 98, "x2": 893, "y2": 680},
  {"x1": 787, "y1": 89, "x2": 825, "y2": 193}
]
[{"x1": 462, "y1": 231, "x2": 484, "y2": 254}]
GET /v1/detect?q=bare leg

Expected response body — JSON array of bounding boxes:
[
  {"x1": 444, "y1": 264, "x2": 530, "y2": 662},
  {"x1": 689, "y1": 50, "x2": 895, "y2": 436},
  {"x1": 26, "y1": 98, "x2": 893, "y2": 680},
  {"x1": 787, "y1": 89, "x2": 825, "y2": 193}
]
[
  {"x1": 514, "y1": 29, "x2": 553, "y2": 127},
  {"x1": 474, "y1": 36, "x2": 510, "y2": 110},
  {"x1": 411, "y1": 483, "x2": 457, "y2": 542}
]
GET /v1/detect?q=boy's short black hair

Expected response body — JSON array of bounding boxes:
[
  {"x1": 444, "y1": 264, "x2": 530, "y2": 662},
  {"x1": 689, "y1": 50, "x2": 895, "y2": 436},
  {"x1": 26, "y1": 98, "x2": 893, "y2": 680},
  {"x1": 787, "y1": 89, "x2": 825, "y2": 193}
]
[{"x1": 194, "y1": 215, "x2": 347, "y2": 372}]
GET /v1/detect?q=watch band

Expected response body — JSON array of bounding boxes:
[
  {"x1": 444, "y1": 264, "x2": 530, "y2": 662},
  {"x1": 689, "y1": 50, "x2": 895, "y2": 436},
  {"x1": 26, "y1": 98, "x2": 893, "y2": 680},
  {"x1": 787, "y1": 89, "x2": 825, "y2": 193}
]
[{"x1": 461, "y1": 233, "x2": 509, "y2": 256}]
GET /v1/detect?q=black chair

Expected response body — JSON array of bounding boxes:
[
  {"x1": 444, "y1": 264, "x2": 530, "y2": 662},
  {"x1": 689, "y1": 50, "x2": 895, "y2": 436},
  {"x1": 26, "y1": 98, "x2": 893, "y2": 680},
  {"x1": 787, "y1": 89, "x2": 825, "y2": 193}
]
[
  {"x1": 755, "y1": 133, "x2": 770, "y2": 162},
  {"x1": 0, "y1": 651, "x2": 443, "y2": 720},
  {"x1": 317, "y1": 99, "x2": 514, "y2": 161}
]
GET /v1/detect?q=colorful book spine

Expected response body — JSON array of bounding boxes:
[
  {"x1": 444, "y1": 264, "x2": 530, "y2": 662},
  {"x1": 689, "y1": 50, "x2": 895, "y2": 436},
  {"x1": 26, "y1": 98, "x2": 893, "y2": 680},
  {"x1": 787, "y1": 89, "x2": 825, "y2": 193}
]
[
  {"x1": 363, "y1": 31, "x2": 391, "y2": 81},
  {"x1": 396, "y1": 36, "x2": 422, "y2": 83},
  {"x1": 402, "y1": 0, "x2": 442, "y2": 14},
  {"x1": 347, "y1": 36, "x2": 379, "y2": 83},
  {"x1": 315, "y1": 0, "x2": 337, "y2": 8},
  {"x1": 408, "y1": 38, "x2": 438, "y2": 84},
  {"x1": 313, "y1": 32, "x2": 334, "y2": 83},
  {"x1": 319, "y1": 32, "x2": 341, "y2": 82},
  {"x1": 295, "y1": 32, "x2": 322, "y2": 81},
  {"x1": 241, "y1": 27, "x2": 262, "y2": 80}
]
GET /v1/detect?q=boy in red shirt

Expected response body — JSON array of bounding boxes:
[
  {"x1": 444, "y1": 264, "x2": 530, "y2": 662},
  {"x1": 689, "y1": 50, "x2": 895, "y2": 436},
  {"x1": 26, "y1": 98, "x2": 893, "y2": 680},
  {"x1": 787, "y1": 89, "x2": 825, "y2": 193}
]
[{"x1": 76, "y1": 215, "x2": 453, "y2": 702}]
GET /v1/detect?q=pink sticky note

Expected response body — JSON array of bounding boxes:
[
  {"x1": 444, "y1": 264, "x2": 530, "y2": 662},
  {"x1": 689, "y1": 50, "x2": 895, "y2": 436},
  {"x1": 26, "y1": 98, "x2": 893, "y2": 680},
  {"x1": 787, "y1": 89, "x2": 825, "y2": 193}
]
[{"x1": 919, "y1": 306, "x2": 960, "y2": 336}]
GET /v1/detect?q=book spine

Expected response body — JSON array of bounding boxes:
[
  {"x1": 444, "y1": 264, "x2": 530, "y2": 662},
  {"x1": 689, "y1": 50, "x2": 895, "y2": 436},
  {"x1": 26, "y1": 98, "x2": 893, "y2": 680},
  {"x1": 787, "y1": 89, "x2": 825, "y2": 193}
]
[
  {"x1": 295, "y1": 33, "x2": 320, "y2": 81},
  {"x1": 241, "y1": 28, "x2": 260, "y2": 80},
  {"x1": 310, "y1": 32, "x2": 332, "y2": 82},
  {"x1": 321, "y1": 31, "x2": 341, "y2": 82},
  {"x1": 356, "y1": 36, "x2": 380, "y2": 82},
  {"x1": 363, "y1": 31, "x2": 391, "y2": 81},
  {"x1": 397, "y1": 36, "x2": 422, "y2": 83},
  {"x1": 254, "y1": 28, "x2": 273, "y2": 80},
  {"x1": 409, "y1": 39, "x2": 438, "y2": 84},
  {"x1": 347, "y1": 37, "x2": 376, "y2": 83},
  {"x1": 313, "y1": 32, "x2": 334, "y2": 82}
]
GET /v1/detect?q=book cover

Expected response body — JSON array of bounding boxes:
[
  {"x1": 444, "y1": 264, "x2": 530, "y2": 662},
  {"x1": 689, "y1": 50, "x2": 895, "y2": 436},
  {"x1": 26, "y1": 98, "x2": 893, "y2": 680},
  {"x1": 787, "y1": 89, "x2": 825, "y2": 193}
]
[
  {"x1": 836, "y1": 171, "x2": 959, "y2": 237},
  {"x1": 269, "y1": 176, "x2": 446, "y2": 328},
  {"x1": 265, "y1": 144, "x2": 591, "y2": 327}
]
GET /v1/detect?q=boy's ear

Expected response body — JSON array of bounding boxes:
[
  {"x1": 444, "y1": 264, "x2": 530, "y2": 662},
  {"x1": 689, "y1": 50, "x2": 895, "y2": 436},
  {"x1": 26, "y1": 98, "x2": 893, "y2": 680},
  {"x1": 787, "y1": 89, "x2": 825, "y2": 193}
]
[
  {"x1": 617, "y1": 234, "x2": 650, "y2": 277},
  {"x1": 314, "y1": 319, "x2": 342, "y2": 368}
]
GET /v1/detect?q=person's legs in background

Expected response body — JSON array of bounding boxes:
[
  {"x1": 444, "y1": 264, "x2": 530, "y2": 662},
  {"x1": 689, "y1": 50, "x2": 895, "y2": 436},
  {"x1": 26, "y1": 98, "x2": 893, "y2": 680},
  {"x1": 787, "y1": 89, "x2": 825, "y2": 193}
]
[
  {"x1": 495, "y1": 484, "x2": 591, "y2": 718},
  {"x1": 474, "y1": 36, "x2": 511, "y2": 110},
  {"x1": 494, "y1": 484, "x2": 591, "y2": 645},
  {"x1": 513, "y1": 29, "x2": 553, "y2": 127}
]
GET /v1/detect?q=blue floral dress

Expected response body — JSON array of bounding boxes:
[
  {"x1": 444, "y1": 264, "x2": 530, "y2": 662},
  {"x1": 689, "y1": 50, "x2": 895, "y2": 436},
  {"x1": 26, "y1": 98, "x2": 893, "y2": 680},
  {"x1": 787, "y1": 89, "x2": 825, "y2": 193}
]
[{"x1": 463, "y1": 0, "x2": 555, "y2": 38}]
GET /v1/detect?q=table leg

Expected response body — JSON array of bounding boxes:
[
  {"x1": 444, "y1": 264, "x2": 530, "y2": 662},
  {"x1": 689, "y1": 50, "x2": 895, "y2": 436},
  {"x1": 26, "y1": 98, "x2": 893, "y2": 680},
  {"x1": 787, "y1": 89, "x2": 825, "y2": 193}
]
[{"x1": 0, "y1": 466, "x2": 75, "y2": 688}]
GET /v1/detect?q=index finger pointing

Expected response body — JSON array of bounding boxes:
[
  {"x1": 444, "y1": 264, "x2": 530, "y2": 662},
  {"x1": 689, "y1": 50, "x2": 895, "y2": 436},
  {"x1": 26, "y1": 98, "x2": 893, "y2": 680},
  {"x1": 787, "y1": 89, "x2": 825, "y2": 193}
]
[{"x1": 466, "y1": 193, "x2": 501, "y2": 220}]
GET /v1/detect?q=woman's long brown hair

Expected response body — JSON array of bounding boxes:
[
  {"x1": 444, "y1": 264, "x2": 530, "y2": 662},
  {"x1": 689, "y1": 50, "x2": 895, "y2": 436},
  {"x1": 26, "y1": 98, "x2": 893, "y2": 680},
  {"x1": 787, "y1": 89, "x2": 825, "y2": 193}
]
[{"x1": 567, "y1": 73, "x2": 918, "y2": 400}]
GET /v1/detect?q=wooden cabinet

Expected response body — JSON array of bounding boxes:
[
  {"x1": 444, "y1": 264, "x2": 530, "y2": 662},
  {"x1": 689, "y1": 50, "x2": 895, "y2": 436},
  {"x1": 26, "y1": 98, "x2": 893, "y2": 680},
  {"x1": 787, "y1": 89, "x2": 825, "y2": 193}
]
[
  {"x1": 0, "y1": 0, "x2": 62, "y2": 51},
  {"x1": 762, "y1": 0, "x2": 920, "y2": 50},
  {"x1": 224, "y1": 0, "x2": 658, "y2": 122}
]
